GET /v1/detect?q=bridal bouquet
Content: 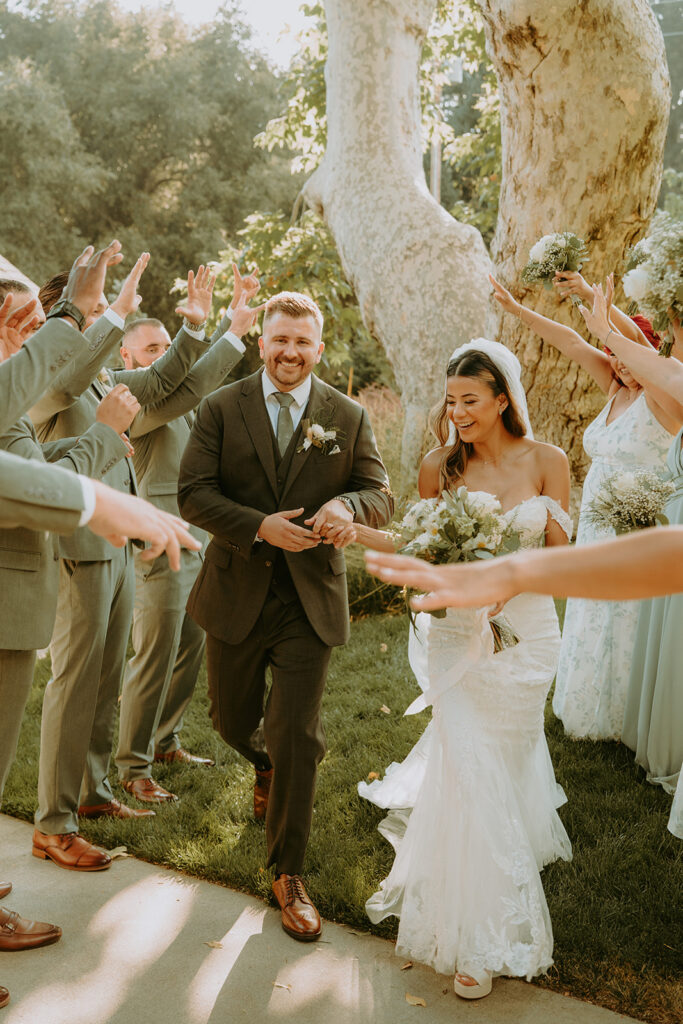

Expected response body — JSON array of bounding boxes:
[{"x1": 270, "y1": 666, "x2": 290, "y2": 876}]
[
  {"x1": 394, "y1": 489, "x2": 521, "y2": 645},
  {"x1": 521, "y1": 231, "x2": 589, "y2": 302},
  {"x1": 623, "y1": 211, "x2": 683, "y2": 357},
  {"x1": 586, "y1": 470, "x2": 674, "y2": 535}
]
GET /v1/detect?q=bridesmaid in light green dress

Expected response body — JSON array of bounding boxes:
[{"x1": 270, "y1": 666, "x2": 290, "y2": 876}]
[{"x1": 622, "y1": 427, "x2": 683, "y2": 796}]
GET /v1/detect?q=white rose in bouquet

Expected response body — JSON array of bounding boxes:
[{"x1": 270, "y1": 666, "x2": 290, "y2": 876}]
[
  {"x1": 622, "y1": 267, "x2": 651, "y2": 304},
  {"x1": 466, "y1": 491, "x2": 502, "y2": 517},
  {"x1": 528, "y1": 235, "x2": 555, "y2": 264},
  {"x1": 611, "y1": 471, "x2": 638, "y2": 497}
]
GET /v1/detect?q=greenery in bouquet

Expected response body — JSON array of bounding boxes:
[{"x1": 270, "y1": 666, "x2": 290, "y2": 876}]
[
  {"x1": 622, "y1": 211, "x2": 683, "y2": 357},
  {"x1": 521, "y1": 231, "x2": 589, "y2": 302},
  {"x1": 586, "y1": 470, "x2": 674, "y2": 535}
]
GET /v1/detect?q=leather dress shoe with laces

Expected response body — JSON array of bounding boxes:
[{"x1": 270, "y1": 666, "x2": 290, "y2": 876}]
[
  {"x1": 32, "y1": 831, "x2": 111, "y2": 872},
  {"x1": 0, "y1": 906, "x2": 62, "y2": 951},
  {"x1": 155, "y1": 748, "x2": 215, "y2": 767},
  {"x1": 78, "y1": 799, "x2": 155, "y2": 820},
  {"x1": 272, "y1": 874, "x2": 321, "y2": 942},
  {"x1": 0, "y1": 883, "x2": 11, "y2": 900},
  {"x1": 0, "y1": 985, "x2": 9, "y2": 1009},
  {"x1": 254, "y1": 768, "x2": 273, "y2": 821},
  {"x1": 122, "y1": 777, "x2": 178, "y2": 803}
]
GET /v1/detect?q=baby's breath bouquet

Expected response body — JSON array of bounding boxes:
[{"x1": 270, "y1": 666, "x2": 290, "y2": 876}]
[
  {"x1": 623, "y1": 211, "x2": 683, "y2": 357},
  {"x1": 394, "y1": 489, "x2": 521, "y2": 646},
  {"x1": 521, "y1": 231, "x2": 589, "y2": 302},
  {"x1": 586, "y1": 470, "x2": 674, "y2": 535}
]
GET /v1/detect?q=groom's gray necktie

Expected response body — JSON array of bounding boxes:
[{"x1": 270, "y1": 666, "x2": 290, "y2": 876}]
[{"x1": 274, "y1": 391, "x2": 295, "y2": 457}]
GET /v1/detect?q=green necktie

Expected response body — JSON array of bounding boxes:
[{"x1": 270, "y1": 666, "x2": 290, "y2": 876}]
[{"x1": 274, "y1": 391, "x2": 295, "y2": 457}]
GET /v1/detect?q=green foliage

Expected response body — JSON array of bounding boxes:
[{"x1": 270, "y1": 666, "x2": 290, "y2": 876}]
[
  {"x1": 211, "y1": 209, "x2": 395, "y2": 389},
  {"x1": 659, "y1": 168, "x2": 683, "y2": 219},
  {"x1": 0, "y1": 0, "x2": 300, "y2": 321}
]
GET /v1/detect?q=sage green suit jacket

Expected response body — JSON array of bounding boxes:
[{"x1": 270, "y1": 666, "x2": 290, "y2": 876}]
[
  {"x1": 0, "y1": 451, "x2": 84, "y2": 533},
  {"x1": 0, "y1": 417, "x2": 126, "y2": 649},
  {"x1": 31, "y1": 327, "x2": 210, "y2": 561}
]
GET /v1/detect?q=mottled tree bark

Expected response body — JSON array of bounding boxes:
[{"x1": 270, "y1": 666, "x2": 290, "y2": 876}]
[{"x1": 307, "y1": 0, "x2": 670, "y2": 488}]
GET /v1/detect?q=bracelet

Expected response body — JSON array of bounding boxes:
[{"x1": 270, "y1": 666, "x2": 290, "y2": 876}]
[{"x1": 603, "y1": 328, "x2": 615, "y2": 347}]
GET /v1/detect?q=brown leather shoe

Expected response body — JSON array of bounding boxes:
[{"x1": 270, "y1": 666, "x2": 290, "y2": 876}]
[
  {"x1": 0, "y1": 985, "x2": 8, "y2": 1009},
  {"x1": 154, "y1": 748, "x2": 215, "y2": 767},
  {"x1": 254, "y1": 767, "x2": 273, "y2": 821},
  {"x1": 272, "y1": 874, "x2": 321, "y2": 942},
  {"x1": 32, "y1": 831, "x2": 111, "y2": 872},
  {"x1": 122, "y1": 777, "x2": 178, "y2": 803},
  {"x1": 0, "y1": 906, "x2": 62, "y2": 951},
  {"x1": 78, "y1": 799, "x2": 155, "y2": 820},
  {"x1": 0, "y1": 883, "x2": 11, "y2": 900}
]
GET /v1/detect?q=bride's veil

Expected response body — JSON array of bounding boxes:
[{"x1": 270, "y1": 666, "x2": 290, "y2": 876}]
[{"x1": 448, "y1": 337, "x2": 534, "y2": 439}]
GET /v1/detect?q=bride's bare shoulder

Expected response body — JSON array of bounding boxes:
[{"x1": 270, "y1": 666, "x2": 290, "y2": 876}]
[
  {"x1": 418, "y1": 446, "x2": 448, "y2": 498},
  {"x1": 527, "y1": 438, "x2": 569, "y2": 471}
]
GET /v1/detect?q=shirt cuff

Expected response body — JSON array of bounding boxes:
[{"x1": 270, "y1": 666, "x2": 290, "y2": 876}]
[
  {"x1": 76, "y1": 475, "x2": 97, "y2": 526},
  {"x1": 102, "y1": 307, "x2": 125, "y2": 330},
  {"x1": 182, "y1": 323, "x2": 206, "y2": 341},
  {"x1": 226, "y1": 306, "x2": 234, "y2": 321},
  {"x1": 225, "y1": 331, "x2": 246, "y2": 353}
]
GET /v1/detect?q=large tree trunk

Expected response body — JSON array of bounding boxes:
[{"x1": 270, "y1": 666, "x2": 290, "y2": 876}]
[
  {"x1": 307, "y1": 0, "x2": 669, "y2": 491},
  {"x1": 481, "y1": 0, "x2": 670, "y2": 482},
  {"x1": 304, "y1": 0, "x2": 494, "y2": 491}
]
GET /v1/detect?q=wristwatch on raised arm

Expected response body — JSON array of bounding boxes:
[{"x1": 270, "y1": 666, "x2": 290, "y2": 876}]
[
  {"x1": 46, "y1": 299, "x2": 86, "y2": 333},
  {"x1": 335, "y1": 495, "x2": 356, "y2": 520}
]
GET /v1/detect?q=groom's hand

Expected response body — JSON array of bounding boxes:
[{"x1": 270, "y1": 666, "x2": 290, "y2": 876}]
[
  {"x1": 257, "y1": 508, "x2": 321, "y2": 551},
  {"x1": 305, "y1": 499, "x2": 353, "y2": 543}
]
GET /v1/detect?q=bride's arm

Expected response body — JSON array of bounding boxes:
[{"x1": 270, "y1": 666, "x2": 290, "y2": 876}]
[
  {"x1": 364, "y1": 527, "x2": 683, "y2": 609},
  {"x1": 489, "y1": 274, "x2": 614, "y2": 394},
  {"x1": 538, "y1": 444, "x2": 571, "y2": 547}
]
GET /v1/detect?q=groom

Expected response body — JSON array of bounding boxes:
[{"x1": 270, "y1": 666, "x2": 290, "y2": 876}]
[{"x1": 178, "y1": 291, "x2": 392, "y2": 940}]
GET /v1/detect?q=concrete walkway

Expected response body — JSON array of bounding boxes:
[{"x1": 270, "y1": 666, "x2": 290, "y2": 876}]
[{"x1": 0, "y1": 814, "x2": 633, "y2": 1024}]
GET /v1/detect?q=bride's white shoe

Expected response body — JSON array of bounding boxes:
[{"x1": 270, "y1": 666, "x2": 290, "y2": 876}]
[{"x1": 453, "y1": 971, "x2": 493, "y2": 1000}]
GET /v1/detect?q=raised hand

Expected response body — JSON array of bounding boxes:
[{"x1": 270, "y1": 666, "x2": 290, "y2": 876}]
[
  {"x1": 230, "y1": 297, "x2": 266, "y2": 338},
  {"x1": 257, "y1": 508, "x2": 320, "y2": 552},
  {"x1": 0, "y1": 294, "x2": 41, "y2": 362},
  {"x1": 364, "y1": 550, "x2": 515, "y2": 612},
  {"x1": 110, "y1": 252, "x2": 150, "y2": 320},
  {"x1": 95, "y1": 383, "x2": 141, "y2": 435},
  {"x1": 64, "y1": 240, "x2": 123, "y2": 324},
  {"x1": 578, "y1": 283, "x2": 612, "y2": 344},
  {"x1": 175, "y1": 265, "x2": 216, "y2": 326},
  {"x1": 230, "y1": 261, "x2": 261, "y2": 310},
  {"x1": 553, "y1": 270, "x2": 592, "y2": 304},
  {"x1": 489, "y1": 274, "x2": 521, "y2": 316}
]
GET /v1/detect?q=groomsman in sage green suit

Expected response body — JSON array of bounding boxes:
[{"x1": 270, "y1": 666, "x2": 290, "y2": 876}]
[
  {"x1": 30, "y1": 264, "x2": 220, "y2": 865},
  {"x1": 0, "y1": 451, "x2": 85, "y2": 532},
  {"x1": 116, "y1": 270, "x2": 261, "y2": 797}
]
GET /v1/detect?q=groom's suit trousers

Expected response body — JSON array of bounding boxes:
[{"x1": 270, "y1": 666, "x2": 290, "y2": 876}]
[{"x1": 205, "y1": 586, "x2": 331, "y2": 877}]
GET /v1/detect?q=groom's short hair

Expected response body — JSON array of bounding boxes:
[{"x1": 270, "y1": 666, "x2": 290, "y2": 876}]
[{"x1": 264, "y1": 292, "x2": 323, "y2": 336}]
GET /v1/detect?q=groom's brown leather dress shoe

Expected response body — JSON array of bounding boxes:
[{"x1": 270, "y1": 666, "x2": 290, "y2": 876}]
[
  {"x1": 155, "y1": 748, "x2": 215, "y2": 767},
  {"x1": 0, "y1": 883, "x2": 11, "y2": 901},
  {"x1": 254, "y1": 768, "x2": 273, "y2": 821},
  {"x1": 122, "y1": 777, "x2": 178, "y2": 803},
  {"x1": 32, "y1": 830, "x2": 111, "y2": 871},
  {"x1": 78, "y1": 799, "x2": 155, "y2": 819},
  {"x1": 272, "y1": 875, "x2": 321, "y2": 942},
  {"x1": 0, "y1": 907, "x2": 62, "y2": 951},
  {"x1": 0, "y1": 985, "x2": 9, "y2": 1009}
]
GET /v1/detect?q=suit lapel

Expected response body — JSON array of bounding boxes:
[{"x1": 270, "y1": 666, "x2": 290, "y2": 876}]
[
  {"x1": 281, "y1": 376, "x2": 335, "y2": 504},
  {"x1": 238, "y1": 371, "x2": 279, "y2": 500}
]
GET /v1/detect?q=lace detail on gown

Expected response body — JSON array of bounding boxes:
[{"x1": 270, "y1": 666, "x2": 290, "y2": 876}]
[{"x1": 358, "y1": 495, "x2": 572, "y2": 982}]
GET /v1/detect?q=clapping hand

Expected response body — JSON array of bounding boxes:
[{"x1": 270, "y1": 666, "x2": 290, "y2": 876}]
[
  {"x1": 110, "y1": 252, "x2": 150, "y2": 320},
  {"x1": 175, "y1": 265, "x2": 216, "y2": 327},
  {"x1": 0, "y1": 294, "x2": 41, "y2": 362}
]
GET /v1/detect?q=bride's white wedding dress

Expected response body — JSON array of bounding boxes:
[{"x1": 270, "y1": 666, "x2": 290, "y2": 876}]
[{"x1": 358, "y1": 494, "x2": 573, "y2": 983}]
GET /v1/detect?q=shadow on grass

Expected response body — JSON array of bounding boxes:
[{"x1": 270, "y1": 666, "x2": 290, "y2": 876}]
[{"x1": 4, "y1": 614, "x2": 681, "y2": 1024}]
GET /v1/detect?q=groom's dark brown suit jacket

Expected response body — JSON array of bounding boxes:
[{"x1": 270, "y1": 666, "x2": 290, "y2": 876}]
[{"x1": 177, "y1": 369, "x2": 393, "y2": 647}]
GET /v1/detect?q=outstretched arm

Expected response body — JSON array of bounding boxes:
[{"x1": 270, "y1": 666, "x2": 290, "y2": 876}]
[
  {"x1": 364, "y1": 526, "x2": 683, "y2": 610},
  {"x1": 490, "y1": 274, "x2": 614, "y2": 393}
]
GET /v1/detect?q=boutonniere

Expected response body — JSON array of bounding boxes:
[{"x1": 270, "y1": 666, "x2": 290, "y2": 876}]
[{"x1": 297, "y1": 418, "x2": 345, "y2": 455}]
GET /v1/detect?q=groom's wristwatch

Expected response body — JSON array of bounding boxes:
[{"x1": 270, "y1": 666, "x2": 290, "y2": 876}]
[{"x1": 335, "y1": 495, "x2": 355, "y2": 520}]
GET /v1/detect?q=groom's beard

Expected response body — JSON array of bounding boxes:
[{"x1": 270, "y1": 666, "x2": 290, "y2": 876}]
[{"x1": 266, "y1": 356, "x2": 309, "y2": 389}]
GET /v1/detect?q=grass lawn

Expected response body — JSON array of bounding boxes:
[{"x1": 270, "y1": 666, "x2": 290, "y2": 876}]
[{"x1": 4, "y1": 613, "x2": 681, "y2": 1024}]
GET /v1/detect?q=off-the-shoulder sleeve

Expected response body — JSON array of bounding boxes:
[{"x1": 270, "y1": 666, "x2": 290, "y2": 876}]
[{"x1": 540, "y1": 496, "x2": 573, "y2": 540}]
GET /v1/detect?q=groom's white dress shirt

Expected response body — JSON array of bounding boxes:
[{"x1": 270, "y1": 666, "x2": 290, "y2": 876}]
[{"x1": 261, "y1": 370, "x2": 312, "y2": 436}]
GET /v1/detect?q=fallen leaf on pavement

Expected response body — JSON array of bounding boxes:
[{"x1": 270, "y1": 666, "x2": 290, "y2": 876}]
[
  {"x1": 380, "y1": 705, "x2": 391, "y2": 714},
  {"x1": 405, "y1": 993, "x2": 426, "y2": 1007},
  {"x1": 108, "y1": 846, "x2": 129, "y2": 859},
  {"x1": 204, "y1": 941, "x2": 224, "y2": 949},
  {"x1": 400, "y1": 962, "x2": 413, "y2": 971},
  {"x1": 273, "y1": 983, "x2": 292, "y2": 991}
]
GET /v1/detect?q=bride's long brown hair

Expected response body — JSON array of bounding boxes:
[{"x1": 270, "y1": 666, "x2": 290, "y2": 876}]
[{"x1": 430, "y1": 350, "x2": 527, "y2": 492}]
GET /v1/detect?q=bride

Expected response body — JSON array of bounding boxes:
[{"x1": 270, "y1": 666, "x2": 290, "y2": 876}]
[{"x1": 338, "y1": 339, "x2": 573, "y2": 1000}]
